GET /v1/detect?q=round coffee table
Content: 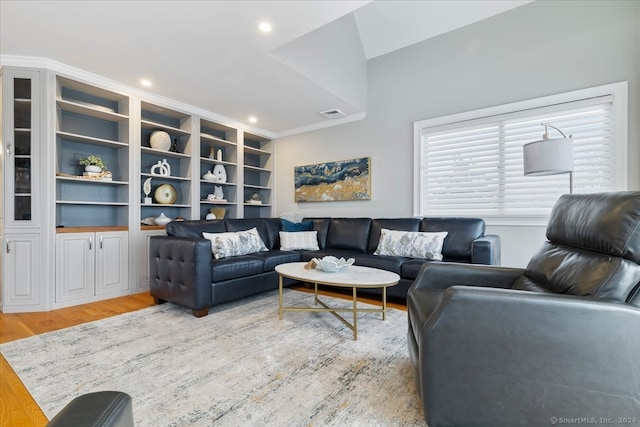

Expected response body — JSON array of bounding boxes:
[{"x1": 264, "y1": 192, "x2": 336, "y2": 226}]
[{"x1": 275, "y1": 262, "x2": 400, "y2": 340}]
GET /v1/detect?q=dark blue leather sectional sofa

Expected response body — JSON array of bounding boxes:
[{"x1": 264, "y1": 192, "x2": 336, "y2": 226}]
[{"x1": 149, "y1": 217, "x2": 500, "y2": 317}]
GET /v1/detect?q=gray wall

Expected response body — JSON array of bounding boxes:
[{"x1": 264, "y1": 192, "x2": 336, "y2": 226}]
[{"x1": 274, "y1": 0, "x2": 640, "y2": 267}]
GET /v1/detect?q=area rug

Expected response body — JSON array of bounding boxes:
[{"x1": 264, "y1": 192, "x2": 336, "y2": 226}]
[{"x1": 1, "y1": 289, "x2": 424, "y2": 426}]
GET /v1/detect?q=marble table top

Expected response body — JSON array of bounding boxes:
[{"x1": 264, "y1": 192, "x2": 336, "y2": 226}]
[{"x1": 275, "y1": 262, "x2": 400, "y2": 288}]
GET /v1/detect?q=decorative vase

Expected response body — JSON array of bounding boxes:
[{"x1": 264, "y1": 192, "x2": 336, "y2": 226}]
[
  {"x1": 150, "y1": 130, "x2": 171, "y2": 151},
  {"x1": 202, "y1": 171, "x2": 218, "y2": 182},
  {"x1": 150, "y1": 159, "x2": 171, "y2": 176},
  {"x1": 85, "y1": 165, "x2": 102, "y2": 173},
  {"x1": 212, "y1": 207, "x2": 226, "y2": 219},
  {"x1": 212, "y1": 164, "x2": 227, "y2": 183},
  {"x1": 216, "y1": 149, "x2": 223, "y2": 162},
  {"x1": 154, "y1": 212, "x2": 172, "y2": 226},
  {"x1": 154, "y1": 183, "x2": 177, "y2": 204}
]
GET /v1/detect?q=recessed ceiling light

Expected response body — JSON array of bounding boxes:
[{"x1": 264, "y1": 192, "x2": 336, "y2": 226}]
[
  {"x1": 248, "y1": 116, "x2": 258, "y2": 124},
  {"x1": 140, "y1": 79, "x2": 152, "y2": 87},
  {"x1": 259, "y1": 22, "x2": 272, "y2": 33}
]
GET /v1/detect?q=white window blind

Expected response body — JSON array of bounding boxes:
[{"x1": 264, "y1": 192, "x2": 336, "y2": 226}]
[{"x1": 414, "y1": 83, "x2": 627, "y2": 224}]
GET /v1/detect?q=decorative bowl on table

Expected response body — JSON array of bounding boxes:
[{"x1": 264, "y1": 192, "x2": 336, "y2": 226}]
[{"x1": 312, "y1": 256, "x2": 355, "y2": 273}]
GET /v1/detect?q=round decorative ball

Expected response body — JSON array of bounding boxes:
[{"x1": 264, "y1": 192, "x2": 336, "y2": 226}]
[
  {"x1": 150, "y1": 130, "x2": 171, "y2": 151},
  {"x1": 154, "y1": 183, "x2": 177, "y2": 204}
]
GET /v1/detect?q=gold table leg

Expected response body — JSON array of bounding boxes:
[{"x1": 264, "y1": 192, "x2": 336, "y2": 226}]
[
  {"x1": 278, "y1": 274, "x2": 283, "y2": 320},
  {"x1": 278, "y1": 275, "x2": 395, "y2": 341},
  {"x1": 382, "y1": 285, "x2": 387, "y2": 320},
  {"x1": 352, "y1": 287, "x2": 358, "y2": 340}
]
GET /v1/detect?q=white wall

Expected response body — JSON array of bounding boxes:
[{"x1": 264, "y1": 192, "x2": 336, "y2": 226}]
[{"x1": 274, "y1": 1, "x2": 640, "y2": 268}]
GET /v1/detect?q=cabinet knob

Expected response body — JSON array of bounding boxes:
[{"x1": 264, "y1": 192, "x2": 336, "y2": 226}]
[
  {"x1": 89, "y1": 236, "x2": 92, "y2": 250},
  {"x1": 100, "y1": 236, "x2": 103, "y2": 249},
  {"x1": 6, "y1": 239, "x2": 10, "y2": 253},
  {"x1": 6, "y1": 143, "x2": 11, "y2": 157}
]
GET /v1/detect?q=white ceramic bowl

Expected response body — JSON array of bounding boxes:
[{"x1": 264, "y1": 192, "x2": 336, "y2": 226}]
[{"x1": 313, "y1": 256, "x2": 355, "y2": 273}]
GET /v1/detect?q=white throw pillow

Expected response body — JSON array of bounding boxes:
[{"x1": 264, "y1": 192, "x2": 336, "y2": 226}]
[
  {"x1": 374, "y1": 228, "x2": 448, "y2": 260},
  {"x1": 203, "y1": 227, "x2": 268, "y2": 259},
  {"x1": 279, "y1": 231, "x2": 319, "y2": 251}
]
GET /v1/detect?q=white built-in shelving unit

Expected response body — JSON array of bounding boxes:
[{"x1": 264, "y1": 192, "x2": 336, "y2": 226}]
[{"x1": 0, "y1": 64, "x2": 274, "y2": 313}]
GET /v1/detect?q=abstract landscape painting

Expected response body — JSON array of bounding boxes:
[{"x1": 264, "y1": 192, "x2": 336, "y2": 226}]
[{"x1": 294, "y1": 157, "x2": 371, "y2": 202}]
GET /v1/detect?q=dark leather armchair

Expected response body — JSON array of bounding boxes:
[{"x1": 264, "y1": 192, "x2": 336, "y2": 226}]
[
  {"x1": 407, "y1": 191, "x2": 640, "y2": 427},
  {"x1": 46, "y1": 391, "x2": 133, "y2": 427}
]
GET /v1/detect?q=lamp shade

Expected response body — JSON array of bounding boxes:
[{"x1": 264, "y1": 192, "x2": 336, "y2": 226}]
[{"x1": 523, "y1": 137, "x2": 574, "y2": 176}]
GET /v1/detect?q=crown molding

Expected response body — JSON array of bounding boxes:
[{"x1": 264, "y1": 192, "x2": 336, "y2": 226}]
[
  {"x1": 1, "y1": 55, "x2": 368, "y2": 140},
  {"x1": 274, "y1": 112, "x2": 366, "y2": 138},
  {"x1": 0, "y1": 55, "x2": 276, "y2": 139}
]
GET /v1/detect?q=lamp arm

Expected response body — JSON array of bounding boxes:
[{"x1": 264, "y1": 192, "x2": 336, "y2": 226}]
[{"x1": 541, "y1": 123, "x2": 569, "y2": 139}]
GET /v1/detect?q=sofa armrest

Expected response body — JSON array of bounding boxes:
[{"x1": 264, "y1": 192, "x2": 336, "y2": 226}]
[
  {"x1": 410, "y1": 262, "x2": 524, "y2": 292},
  {"x1": 471, "y1": 234, "x2": 500, "y2": 265},
  {"x1": 149, "y1": 236, "x2": 213, "y2": 316},
  {"x1": 419, "y1": 286, "x2": 640, "y2": 427}
]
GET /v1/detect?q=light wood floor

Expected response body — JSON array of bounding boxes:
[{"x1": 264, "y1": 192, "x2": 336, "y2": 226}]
[
  {"x1": 0, "y1": 292, "x2": 156, "y2": 427},
  {"x1": 0, "y1": 287, "x2": 405, "y2": 427}
]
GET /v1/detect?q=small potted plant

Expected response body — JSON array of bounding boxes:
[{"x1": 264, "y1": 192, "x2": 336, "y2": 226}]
[{"x1": 79, "y1": 155, "x2": 107, "y2": 173}]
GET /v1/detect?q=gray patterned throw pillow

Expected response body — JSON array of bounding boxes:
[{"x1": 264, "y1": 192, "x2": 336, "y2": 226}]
[
  {"x1": 374, "y1": 228, "x2": 448, "y2": 260},
  {"x1": 203, "y1": 227, "x2": 268, "y2": 259}
]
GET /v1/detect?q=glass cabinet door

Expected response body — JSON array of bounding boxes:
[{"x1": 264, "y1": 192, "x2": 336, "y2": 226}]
[
  {"x1": 13, "y1": 78, "x2": 33, "y2": 220},
  {"x1": 2, "y1": 70, "x2": 40, "y2": 227}
]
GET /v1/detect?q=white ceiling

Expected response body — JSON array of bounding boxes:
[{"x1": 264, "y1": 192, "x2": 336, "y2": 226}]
[{"x1": 0, "y1": 0, "x2": 531, "y2": 136}]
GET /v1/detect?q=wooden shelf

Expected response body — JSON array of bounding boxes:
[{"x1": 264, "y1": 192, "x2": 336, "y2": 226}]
[
  {"x1": 56, "y1": 175, "x2": 128, "y2": 186},
  {"x1": 201, "y1": 133, "x2": 237, "y2": 147},
  {"x1": 56, "y1": 200, "x2": 129, "y2": 206},
  {"x1": 244, "y1": 165, "x2": 271, "y2": 173},
  {"x1": 57, "y1": 131, "x2": 127, "y2": 148},
  {"x1": 141, "y1": 119, "x2": 191, "y2": 137},
  {"x1": 140, "y1": 225, "x2": 166, "y2": 231},
  {"x1": 56, "y1": 225, "x2": 128, "y2": 233},
  {"x1": 140, "y1": 173, "x2": 191, "y2": 182},
  {"x1": 244, "y1": 146, "x2": 270, "y2": 156},
  {"x1": 244, "y1": 184, "x2": 271, "y2": 190},
  {"x1": 56, "y1": 99, "x2": 128, "y2": 122},
  {"x1": 141, "y1": 146, "x2": 191, "y2": 159}
]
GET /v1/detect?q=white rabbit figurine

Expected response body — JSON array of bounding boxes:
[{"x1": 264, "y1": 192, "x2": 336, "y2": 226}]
[{"x1": 214, "y1": 186, "x2": 224, "y2": 200}]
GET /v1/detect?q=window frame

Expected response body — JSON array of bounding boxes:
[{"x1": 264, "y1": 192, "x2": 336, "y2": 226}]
[{"x1": 413, "y1": 82, "x2": 628, "y2": 226}]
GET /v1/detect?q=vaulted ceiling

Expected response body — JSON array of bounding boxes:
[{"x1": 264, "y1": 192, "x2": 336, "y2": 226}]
[{"x1": 0, "y1": 0, "x2": 531, "y2": 136}]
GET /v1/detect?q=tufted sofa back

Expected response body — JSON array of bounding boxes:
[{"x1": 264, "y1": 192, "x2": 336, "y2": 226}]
[
  {"x1": 167, "y1": 216, "x2": 492, "y2": 263},
  {"x1": 420, "y1": 218, "x2": 485, "y2": 262},
  {"x1": 513, "y1": 192, "x2": 640, "y2": 306},
  {"x1": 165, "y1": 218, "x2": 281, "y2": 249},
  {"x1": 166, "y1": 219, "x2": 226, "y2": 239}
]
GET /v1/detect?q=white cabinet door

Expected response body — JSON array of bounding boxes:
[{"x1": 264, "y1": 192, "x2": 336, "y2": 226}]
[
  {"x1": 55, "y1": 231, "x2": 129, "y2": 304},
  {"x1": 2, "y1": 234, "x2": 41, "y2": 308},
  {"x1": 55, "y1": 233, "x2": 94, "y2": 302},
  {"x1": 95, "y1": 231, "x2": 129, "y2": 295}
]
